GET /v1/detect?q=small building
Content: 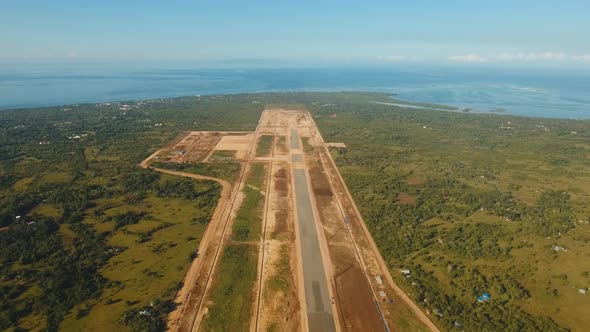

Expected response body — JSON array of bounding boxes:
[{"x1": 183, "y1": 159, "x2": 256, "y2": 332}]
[
  {"x1": 478, "y1": 292, "x2": 491, "y2": 302},
  {"x1": 578, "y1": 289, "x2": 587, "y2": 295},
  {"x1": 400, "y1": 269, "x2": 411, "y2": 275},
  {"x1": 375, "y1": 275, "x2": 383, "y2": 286}
]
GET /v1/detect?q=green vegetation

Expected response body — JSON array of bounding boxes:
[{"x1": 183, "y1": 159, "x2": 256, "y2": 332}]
[
  {"x1": 256, "y1": 135, "x2": 273, "y2": 157},
  {"x1": 267, "y1": 244, "x2": 291, "y2": 292},
  {"x1": 202, "y1": 244, "x2": 258, "y2": 332},
  {"x1": 302, "y1": 92, "x2": 590, "y2": 331},
  {"x1": 202, "y1": 162, "x2": 266, "y2": 331},
  {"x1": 233, "y1": 163, "x2": 266, "y2": 242},
  {"x1": 302, "y1": 137, "x2": 314, "y2": 153},
  {"x1": 152, "y1": 161, "x2": 240, "y2": 183},
  {"x1": 0, "y1": 94, "x2": 262, "y2": 331},
  {"x1": 3, "y1": 91, "x2": 589, "y2": 331},
  {"x1": 207, "y1": 150, "x2": 236, "y2": 162}
]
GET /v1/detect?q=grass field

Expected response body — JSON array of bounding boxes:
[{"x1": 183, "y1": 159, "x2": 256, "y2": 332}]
[
  {"x1": 256, "y1": 135, "x2": 273, "y2": 157},
  {"x1": 301, "y1": 137, "x2": 314, "y2": 154},
  {"x1": 152, "y1": 161, "x2": 240, "y2": 183},
  {"x1": 202, "y1": 244, "x2": 258, "y2": 332},
  {"x1": 202, "y1": 162, "x2": 267, "y2": 331},
  {"x1": 267, "y1": 244, "x2": 290, "y2": 293},
  {"x1": 59, "y1": 175, "x2": 217, "y2": 331},
  {"x1": 233, "y1": 163, "x2": 266, "y2": 242},
  {"x1": 207, "y1": 150, "x2": 236, "y2": 162}
]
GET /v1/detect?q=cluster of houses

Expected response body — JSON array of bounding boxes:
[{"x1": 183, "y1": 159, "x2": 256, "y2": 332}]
[
  {"x1": 0, "y1": 215, "x2": 37, "y2": 233},
  {"x1": 67, "y1": 133, "x2": 88, "y2": 140}
]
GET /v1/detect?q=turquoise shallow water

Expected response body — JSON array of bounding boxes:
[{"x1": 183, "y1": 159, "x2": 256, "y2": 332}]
[{"x1": 1, "y1": 65, "x2": 589, "y2": 119}]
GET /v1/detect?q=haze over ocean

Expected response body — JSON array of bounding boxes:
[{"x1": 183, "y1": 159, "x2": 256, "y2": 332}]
[{"x1": 1, "y1": 64, "x2": 589, "y2": 119}]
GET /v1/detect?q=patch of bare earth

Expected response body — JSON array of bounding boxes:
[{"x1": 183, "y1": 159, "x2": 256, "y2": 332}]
[
  {"x1": 258, "y1": 162, "x2": 301, "y2": 331},
  {"x1": 397, "y1": 192, "x2": 416, "y2": 205}
]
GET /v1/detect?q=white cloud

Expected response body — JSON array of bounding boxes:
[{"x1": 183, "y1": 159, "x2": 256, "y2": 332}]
[
  {"x1": 376, "y1": 55, "x2": 406, "y2": 61},
  {"x1": 573, "y1": 54, "x2": 590, "y2": 63},
  {"x1": 449, "y1": 52, "x2": 590, "y2": 64},
  {"x1": 448, "y1": 54, "x2": 488, "y2": 63},
  {"x1": 494, "y1": 52, "x2": 566, "y2": 61}
]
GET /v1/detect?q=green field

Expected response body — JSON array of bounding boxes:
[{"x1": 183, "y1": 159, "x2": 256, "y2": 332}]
[
  {"x1": 152, "y1": 161, "x2": 240, "y2": 183},
  {"x1": 301, "y1": 137, "x2": 315, "y2": 153},
  {"x1": 202, "y1": 244, "x2": 258, "y2": 332},
  {"x1": 202, "y1": 162, "x2": 267, "y2": 331},
  {"x1": 60, "y1": 182, "x2": 216, "y2": 331},
  {"x1": 256, "y1": 135, "x2": 274, "y2": 157},
  {"x1": 207, "y1": 150, "x2": 237, "y2": 162}
]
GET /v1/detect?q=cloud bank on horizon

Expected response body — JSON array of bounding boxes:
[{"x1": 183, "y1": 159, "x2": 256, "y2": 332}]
[{"x1": 449, "y1": 52, "x2": 590, "y2": 64}]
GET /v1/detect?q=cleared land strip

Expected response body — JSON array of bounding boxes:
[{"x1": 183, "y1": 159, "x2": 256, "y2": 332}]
[
  {"x1": 252, "y1": 110, "x2": 303, "y2": 332},
  {"x1": 253, "y1": 110, "x2": 278, "y2": 332},
  {"x1": 305, "y1": 112, "x2": 440, "y2": 332},
  {"x1": 252, "y1": 113, "x2": 274, "y2": 331}
]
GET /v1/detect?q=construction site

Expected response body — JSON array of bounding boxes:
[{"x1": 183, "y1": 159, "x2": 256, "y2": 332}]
[{"x1": 140, "y1": 109, "x2": 438, "y2": 332}]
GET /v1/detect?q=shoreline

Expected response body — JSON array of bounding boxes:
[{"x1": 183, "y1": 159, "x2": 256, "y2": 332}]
[{"x1": 0, "y1": 90, "x2": 588, "y2": 122}]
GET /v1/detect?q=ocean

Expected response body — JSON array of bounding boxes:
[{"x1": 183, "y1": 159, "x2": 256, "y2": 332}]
[{"x1": 1, "y1": 64, "x2": 589, "y2": 119}]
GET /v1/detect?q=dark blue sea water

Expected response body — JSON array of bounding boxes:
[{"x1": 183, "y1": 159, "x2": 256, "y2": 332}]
[{"x1": 1, "y1": 63, "x2": 589, "y2": 119}]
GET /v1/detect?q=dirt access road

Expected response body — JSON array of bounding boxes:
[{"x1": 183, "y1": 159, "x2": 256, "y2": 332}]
[{"x1": 140, "y1": 149, "x2": 238, "y2": 331}]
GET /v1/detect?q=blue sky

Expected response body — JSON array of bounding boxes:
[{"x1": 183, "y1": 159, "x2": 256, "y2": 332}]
[{"x1": 1, "y1": 0, "x2": 589, "y2": 66}]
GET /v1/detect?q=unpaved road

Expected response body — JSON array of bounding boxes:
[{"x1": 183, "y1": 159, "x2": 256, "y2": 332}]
[{"x1": 140, "y1": 151, "x2": 234, "y2": 332}]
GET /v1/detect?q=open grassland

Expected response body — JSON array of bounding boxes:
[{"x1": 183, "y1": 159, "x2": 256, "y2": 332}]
[
  {"x1": 152, "y1": 161, "x2": 240, "y2": 183},
  {"x1": 202, "y1": 244, "x2": 258, "y2": 332},
  {"x1": 207, "y1": 150, "x2": 236, "y2": 162},
  {"x1": 256, "y1": 135, "x2": 273, "y2": 157},
  {"x1": 202, "y1": 162, "x2": 267, "y2": 331},
  {"x1": 308, "y1": 95, "x2": 590, "y2": 331},
  {"x1": 60, "y1": 178, "x2": 216, "y2": 331},
  {"x1": 232, "y1": 163, "x2": 266, "y2": 242},
  {"x1": 301, "y1": 136, "x2": 315, "y2": 154}
]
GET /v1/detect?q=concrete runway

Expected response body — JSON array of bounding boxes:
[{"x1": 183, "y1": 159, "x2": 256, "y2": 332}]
[{"x1": 292, "y1": 126, "x2": 336, "y2": 332}]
